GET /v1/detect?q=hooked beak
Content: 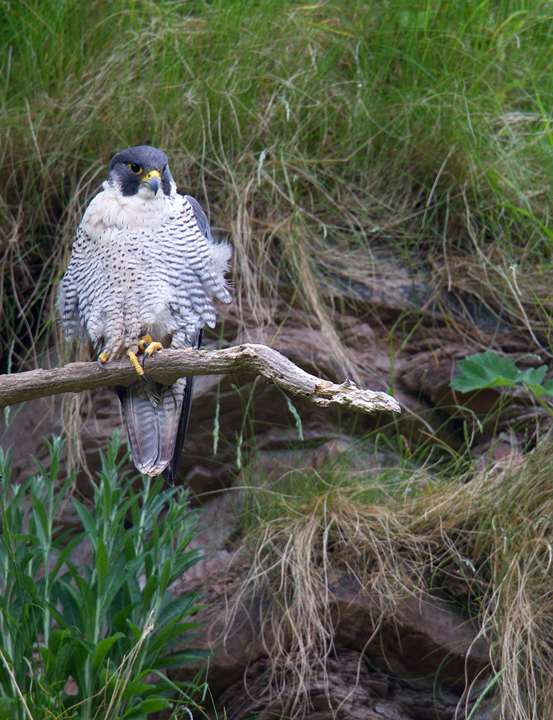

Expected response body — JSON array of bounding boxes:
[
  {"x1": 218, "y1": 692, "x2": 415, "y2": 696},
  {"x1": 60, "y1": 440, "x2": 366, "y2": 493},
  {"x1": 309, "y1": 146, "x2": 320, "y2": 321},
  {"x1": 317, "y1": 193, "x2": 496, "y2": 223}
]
[{"x1": 142, "y1": 169, "x2": 161, "y2": 195}]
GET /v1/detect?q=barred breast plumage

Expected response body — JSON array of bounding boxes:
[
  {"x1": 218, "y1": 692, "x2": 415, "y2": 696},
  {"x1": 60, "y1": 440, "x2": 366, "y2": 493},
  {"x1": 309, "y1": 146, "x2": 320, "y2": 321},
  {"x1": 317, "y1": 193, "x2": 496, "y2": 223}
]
[{"x1": 57, "y1": 145, "x2": 232, "y2": 480}]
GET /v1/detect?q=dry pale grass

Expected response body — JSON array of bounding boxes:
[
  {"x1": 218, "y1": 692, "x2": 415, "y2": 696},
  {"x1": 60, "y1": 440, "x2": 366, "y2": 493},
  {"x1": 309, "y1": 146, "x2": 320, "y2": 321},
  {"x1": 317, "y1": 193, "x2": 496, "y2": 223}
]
[
  {"x1": 234, "y1": 441, "x2": 553, "y2": 719},
  {"x1": 415, "y1": 442, "x2": 553, "y2": 720}
]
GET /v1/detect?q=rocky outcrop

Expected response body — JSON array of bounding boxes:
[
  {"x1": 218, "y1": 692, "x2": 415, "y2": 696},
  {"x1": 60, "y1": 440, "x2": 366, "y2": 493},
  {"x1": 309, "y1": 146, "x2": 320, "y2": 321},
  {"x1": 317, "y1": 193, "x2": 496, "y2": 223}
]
[
  {"x1": 218, "y1": 651, "x2": 497, "y2": 720},
  {"x1": 174, "y1": 561, "x2": 494, "y2": 719},
  {"x1": 0, "y1": 259, "x2": 541, "y2": 719}
]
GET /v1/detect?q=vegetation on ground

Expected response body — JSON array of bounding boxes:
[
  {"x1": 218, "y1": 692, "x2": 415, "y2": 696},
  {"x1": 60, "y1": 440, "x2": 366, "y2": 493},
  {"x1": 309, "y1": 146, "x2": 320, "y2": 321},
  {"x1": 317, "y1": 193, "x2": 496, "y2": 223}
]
[
  {"x1": 240, "y1": 436, "x2": 553, "y2": 719},
  {"x1": 2, "y1": 1, "x2": 553, "y2": 718}
]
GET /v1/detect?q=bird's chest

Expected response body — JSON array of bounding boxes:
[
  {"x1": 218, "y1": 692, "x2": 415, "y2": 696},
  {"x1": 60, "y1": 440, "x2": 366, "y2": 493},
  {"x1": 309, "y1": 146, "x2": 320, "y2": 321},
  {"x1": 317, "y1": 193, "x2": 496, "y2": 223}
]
[
  {"x1": 97, "y1": 228, "x2": 155, "y2": 286},
  {"x1": 81, "y1": 192, "x2": 181, "y2": 293},
  {"x1": 87, "y1": 226, "x2": 177, "y2": 327}
]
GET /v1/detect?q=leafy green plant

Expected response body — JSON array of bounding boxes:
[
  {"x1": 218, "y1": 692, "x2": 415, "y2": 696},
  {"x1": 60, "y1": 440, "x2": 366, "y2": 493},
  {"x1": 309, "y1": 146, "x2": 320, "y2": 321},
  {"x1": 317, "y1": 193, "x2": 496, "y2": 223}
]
[
  {"x1": 451, "y1": 351, "x2": 553, "y2": 399},
  {"x1": 0, "y1": 433, "x2": 208, "y2": 720}
]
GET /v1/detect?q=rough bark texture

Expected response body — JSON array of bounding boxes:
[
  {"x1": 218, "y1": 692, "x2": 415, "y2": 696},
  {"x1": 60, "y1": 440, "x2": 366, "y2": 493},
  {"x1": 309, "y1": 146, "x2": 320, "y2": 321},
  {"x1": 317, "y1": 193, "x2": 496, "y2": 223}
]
[{"x1": 0, "y1": 343, "x2": 400, "y2": 415}]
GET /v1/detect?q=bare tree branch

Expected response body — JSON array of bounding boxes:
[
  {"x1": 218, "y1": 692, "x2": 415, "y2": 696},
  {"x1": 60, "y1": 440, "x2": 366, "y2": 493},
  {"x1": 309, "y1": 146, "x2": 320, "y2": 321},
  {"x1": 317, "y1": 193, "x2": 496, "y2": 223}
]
[{"x1": 0, "y1": 343, "x2": 401, "y2": 415}]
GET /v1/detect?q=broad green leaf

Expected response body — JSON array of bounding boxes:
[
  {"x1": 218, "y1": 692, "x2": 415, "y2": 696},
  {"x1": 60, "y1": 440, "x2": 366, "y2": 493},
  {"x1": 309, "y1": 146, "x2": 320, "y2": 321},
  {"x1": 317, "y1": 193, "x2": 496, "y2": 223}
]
[
  {"x1": 121, "y1": 678, "x2": 157, "y2": 699},
  {"x1": 51, "y1": 533, "x2": 86, "y2": 579},
  {"x1": 159, "y1": 557, "x2": 172, "y2": 593},
  {"x1": 96, "y1": 537, "x2": 108, "y2": 583},
  {"x1": 451, "y1": 352, "x2": 521, "y2": 393},
  {"x1": 72, "y1": 499, "x2": 98, "y2": 542},
  {"x1": 146, "y1": 621, "x2": 202, "y2": 654},
  {"x1": 451, "y1": 351, "x2": 553, "y2": 398},
  {"x1": 151, "y1": 649, "x2": 212, "y2": 669},
  {"x1": 127, "y1": 620, "x2": 143, "y2": 643},
  {"x1": 542, "y1": 380, "x2": 553, "y2": 396},
  {"x1": 140, "y1": 696, "x2": 172, "y2": 713},
  {"x1": 521, "y1": 365, "x2": 548, "y2": 386},
  {"x1": 113, "y1": 603, "x2": 139, "y2": 632},
  {"x1": 99, "y1": 556, "x2": 128, "y2": 611},
  {"x1": 30, "y1": 492, "x2": 50, "y2": 543},
  {"x1": 156, "y1": 593, "x2": 198, "y2": 628},
  {"x1": 43, "y1": 598, "x2": 70, "y2": 630},
  {"x1": 142, "y1": 574, "x2": 159, "y2": 608},
  {"x1": 93, "y1": 633, "x2": 125, "y2": 668},
  {"x1": 58, "y1": 579, "x2": 84, "y2": 628}
]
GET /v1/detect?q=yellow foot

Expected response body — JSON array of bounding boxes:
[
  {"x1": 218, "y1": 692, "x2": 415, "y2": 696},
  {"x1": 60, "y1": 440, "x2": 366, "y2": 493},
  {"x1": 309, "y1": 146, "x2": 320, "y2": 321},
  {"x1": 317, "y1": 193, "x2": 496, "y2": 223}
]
[
  {"x1": 138, "y1": 334, "x2": 154, "y2": 353},
  {"x1": 97, "y1": 352, "x2": 110, "y2": 368},
  {"x1": 143, "y1": 341, "x2": 164, "y2": 359},
  {"x1": 138, "y1": 335, "x2": 164, "y2": 370},
  {"x1": 128, "y1": 350, "x2": 148, "y2": 383}
]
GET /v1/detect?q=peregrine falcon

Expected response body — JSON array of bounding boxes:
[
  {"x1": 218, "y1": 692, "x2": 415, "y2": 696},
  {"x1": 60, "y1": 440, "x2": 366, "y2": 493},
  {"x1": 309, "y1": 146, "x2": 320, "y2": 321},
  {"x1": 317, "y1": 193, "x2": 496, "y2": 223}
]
[{"x1": 57, "y1": 146, "x2": 232, "y2": 480}]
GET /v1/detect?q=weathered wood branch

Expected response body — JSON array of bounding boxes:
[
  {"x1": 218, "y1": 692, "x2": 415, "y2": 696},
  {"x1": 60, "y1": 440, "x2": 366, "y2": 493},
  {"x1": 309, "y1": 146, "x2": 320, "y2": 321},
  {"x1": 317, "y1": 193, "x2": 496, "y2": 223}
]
[{"x1": 0, "y1": 343, "x2": 401, "y2": 415}]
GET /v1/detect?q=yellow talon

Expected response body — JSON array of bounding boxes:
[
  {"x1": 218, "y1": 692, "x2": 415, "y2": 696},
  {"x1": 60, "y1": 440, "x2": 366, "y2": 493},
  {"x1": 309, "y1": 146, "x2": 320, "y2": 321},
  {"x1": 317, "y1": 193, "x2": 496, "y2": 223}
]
[
  {"x1": 138, "y1": 334, "x2": 154, "y2": 353},
  {"x1": 97, "y1": 351, "x2": 110, "y2": 368},
  {"x1": 143, "y1": 341, "x2": 164, "y2": 358},
  {"x1": 137, "y1": 334, "x2": 164, "y2": 372},
  {"x1": 128, "y1": 350, "x2": 147, "y2": 381}
]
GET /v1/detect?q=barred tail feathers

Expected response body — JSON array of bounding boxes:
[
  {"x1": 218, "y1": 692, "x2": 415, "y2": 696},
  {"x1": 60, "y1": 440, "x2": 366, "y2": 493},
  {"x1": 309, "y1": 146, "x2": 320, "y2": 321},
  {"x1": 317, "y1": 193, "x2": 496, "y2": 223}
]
[
  {"x1": 115, "y1": 378, "x2": 189, "y2": 477},
  {"x1": 161, "y1": 328, "x2": 203, "y2": 482}
]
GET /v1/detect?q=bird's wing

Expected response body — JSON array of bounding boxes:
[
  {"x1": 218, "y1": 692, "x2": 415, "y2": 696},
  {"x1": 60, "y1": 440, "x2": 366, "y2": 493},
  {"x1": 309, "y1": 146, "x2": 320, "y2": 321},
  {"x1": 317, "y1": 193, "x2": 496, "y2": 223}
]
[
  {"x1": 161, "y1": 327, "x2": 203, "y2": 482},
  {"x1": 56, "y1": 226, "x2": 91, "y2": 343},
  {"x1": 180, "y1": 196, "x2": 233, "y2": 307},
  {"x1": 185, "y1": 195, "x2": 213, "y2": 240}
]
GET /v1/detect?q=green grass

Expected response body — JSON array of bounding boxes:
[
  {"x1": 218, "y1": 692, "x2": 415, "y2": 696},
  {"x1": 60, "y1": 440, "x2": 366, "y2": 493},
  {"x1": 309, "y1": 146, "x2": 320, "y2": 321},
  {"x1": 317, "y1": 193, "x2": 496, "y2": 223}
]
[{"x1": 2, "y1": 0, "x2": 553, "y2": 368}]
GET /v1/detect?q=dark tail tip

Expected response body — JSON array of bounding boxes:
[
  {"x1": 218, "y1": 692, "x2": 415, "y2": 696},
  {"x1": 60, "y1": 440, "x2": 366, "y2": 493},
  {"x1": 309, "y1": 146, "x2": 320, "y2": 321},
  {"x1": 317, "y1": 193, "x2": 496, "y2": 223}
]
[{"x1": 162, "y1": 466, "x2": 176, "y2": 486}]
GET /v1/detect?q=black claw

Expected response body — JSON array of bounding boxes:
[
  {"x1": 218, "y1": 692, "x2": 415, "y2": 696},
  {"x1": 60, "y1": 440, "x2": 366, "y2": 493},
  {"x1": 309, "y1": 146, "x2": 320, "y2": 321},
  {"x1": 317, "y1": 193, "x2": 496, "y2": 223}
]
[
  {"x1": 142, "y1": 351, "x2": 148, "y2": 371},
  {"x1": 97, "y1": 357, "x2": 106, "y2": 369},
  {"x1": 141, "y1": 373, "x2": 149, "y2": 385}
]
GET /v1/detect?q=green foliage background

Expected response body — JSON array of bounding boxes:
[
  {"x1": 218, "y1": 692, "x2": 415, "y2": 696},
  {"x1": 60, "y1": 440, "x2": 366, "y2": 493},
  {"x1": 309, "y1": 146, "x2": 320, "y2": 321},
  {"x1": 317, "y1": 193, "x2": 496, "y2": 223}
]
[
  {"x1": 2, "y1": 0, "x2": 553, "y2": 367},
  {"x1": 0, "y1": 434, "x2": 207, "y2": 720}
]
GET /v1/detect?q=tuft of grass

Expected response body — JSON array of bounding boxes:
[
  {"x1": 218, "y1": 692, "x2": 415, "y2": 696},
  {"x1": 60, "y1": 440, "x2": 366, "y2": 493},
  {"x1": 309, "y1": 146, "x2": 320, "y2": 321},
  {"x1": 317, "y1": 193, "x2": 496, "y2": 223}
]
[
  {"x1": 236, "y1": 448, "x2": 439, "y2": 715},
  {"x1": 236, "y1": 438, "x2": 553, "y2": 719}
]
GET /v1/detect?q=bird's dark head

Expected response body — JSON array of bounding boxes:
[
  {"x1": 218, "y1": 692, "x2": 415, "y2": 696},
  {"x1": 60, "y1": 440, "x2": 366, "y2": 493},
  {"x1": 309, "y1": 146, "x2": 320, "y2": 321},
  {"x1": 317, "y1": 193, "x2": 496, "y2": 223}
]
[{"x1": 107, "y1": 146, "x2": 174, "y2": 198}]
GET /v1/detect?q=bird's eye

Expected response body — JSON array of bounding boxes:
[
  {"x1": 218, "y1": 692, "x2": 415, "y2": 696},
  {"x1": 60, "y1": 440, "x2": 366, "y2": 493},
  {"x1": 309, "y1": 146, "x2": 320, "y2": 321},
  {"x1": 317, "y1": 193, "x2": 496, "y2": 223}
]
[{"x1": 129, "y1": 163, "x2": 142, "y2": 174}]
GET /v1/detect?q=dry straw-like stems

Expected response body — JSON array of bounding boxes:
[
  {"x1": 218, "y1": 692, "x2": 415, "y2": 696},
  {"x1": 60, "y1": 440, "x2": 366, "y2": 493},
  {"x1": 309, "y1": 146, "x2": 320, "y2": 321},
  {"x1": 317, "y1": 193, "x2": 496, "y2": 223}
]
[
  {"x1": 233, "y1": 474, "x2": 435, "y2": 718},
  {"x1": 230, "y1": 441, "x2": 553, "y2": 719},
  {"x1": 412, "y1": 446, "x2": 553, "y2": 720}
]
